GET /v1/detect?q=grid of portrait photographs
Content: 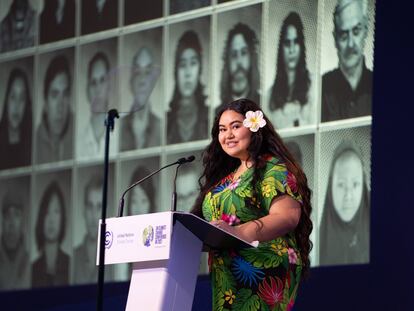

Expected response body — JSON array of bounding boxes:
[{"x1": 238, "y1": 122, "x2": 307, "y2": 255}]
[{"x1": 0, "y1": 0, "x2": 375, "y2": 290}]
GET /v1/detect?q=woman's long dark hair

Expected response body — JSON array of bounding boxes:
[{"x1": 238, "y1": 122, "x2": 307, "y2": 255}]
[
  {"x1": 191, "y1": 98, "x2": 313, "y2": 276},
  {"x1": 169, "y1": 30, "x2": 206, "y2": 112},
  {"x1": 0, "y1": 67, "x2": 32, "y2": 139},
  {"x1": 35, "y1": 181, "x2": 66, "y2": 251},
  {"x1": 0, "y1": 67, "x2": 32, "y2": 169},
  {"x1": 269, "y1": 12, "x2": 310, "y2": 110}
]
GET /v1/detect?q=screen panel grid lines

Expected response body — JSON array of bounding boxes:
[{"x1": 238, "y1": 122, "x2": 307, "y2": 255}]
[{"x1": 0, "y1": 0, "x2": 375, "y2": 290}]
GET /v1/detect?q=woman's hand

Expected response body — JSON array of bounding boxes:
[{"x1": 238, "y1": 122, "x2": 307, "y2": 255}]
[
  {"x1": 210, "y1": 195, "x2": 301, "y2": 243},
  {"x1": 210, "y1": 220, "x2": 243, "y2": 239}
]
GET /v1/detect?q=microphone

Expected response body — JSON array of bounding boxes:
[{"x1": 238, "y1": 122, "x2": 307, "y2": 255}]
[
  {"x1": 117, "y1": 156, "x2": 194, "y2": 217},
  {"x1": 171, "y1": 155, "x2": 195, "y2": 212}
]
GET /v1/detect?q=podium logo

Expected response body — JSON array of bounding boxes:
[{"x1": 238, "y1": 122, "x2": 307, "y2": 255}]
[
  {"x1": 142, "y1": 225, "x2": 154, "y2": 247},
  {"x1": 105, "y1": 231, "x2": 114, "y2": 249}
]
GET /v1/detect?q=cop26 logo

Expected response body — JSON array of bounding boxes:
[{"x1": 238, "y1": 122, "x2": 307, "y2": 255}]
[
  {"x1": 105, "y1": 231, "x2": 113, "y2": 249},
  {"x1": 142, "y1": 226, "x2": 154, "y2": 247}
]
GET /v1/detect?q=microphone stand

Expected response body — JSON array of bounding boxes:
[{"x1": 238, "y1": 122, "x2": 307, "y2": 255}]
[
  {"x1": 171, "y1": 163, "x2": 182, "y2": 212},
  {"x1": 117, "y1": 159, "x2": 185, "y2": 217},
  {"x1": 97, "y1": 109, "x2": 119, "y2": 311}
]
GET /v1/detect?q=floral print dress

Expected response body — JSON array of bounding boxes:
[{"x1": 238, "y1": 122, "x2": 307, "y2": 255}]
[{"x1": 202, "y1": 156, "x2": 303, "y2": 311}]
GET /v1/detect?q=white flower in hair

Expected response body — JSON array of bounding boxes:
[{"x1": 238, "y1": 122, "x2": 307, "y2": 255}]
[{"x1": 243, "y1": 110, "x2": 266, "y2": 132}]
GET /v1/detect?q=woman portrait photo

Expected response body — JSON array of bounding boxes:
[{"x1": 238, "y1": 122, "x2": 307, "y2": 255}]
[
  {"x1": 167, "y1": 29, "x2": 209, "y2": 144},
  {"x1": 0, "y1": 67, "x2": 32, "y2": 170},
  {"x1": 269, "y1": 11, "x2": 313, "y2": 129},
  {"x1": 32, "y1": 181, "x2": 70, "y2": 288},
  {"x1": 191, "y1": 98, "x2": 313, "y2": 310},
  {"x1": 319, "y1": 140, "x2": 370, "y2": 266},
  {"x1": 127, "y1": 166, "x2": 156, "y2": 216}
]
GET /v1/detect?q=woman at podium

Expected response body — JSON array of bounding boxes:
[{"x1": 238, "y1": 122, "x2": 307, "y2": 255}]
[{"x1": 192, "y1": 98, "x2": 312, "y2": 310}]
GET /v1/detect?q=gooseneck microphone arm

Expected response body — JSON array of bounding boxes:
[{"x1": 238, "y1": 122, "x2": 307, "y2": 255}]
[
  {"x1": 171, "y1": 155, "x2": 195, "y2": 212},
  {"x1": 171, "y1": 164, "x2": 182, "y2": 212},
  {"x1": 117, "y1": 156, "x2": 193, "y2": 217}
]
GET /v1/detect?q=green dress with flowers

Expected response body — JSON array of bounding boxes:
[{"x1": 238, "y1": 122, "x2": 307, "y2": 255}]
[{"x1": 202, "y1": 156, "x2": 303, "y2": 311}]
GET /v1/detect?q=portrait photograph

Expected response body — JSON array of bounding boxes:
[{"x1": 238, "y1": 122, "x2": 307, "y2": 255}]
[
  {"x1": 77, "y1": 38, "x2": 118, "y2": 160},
  {"x1": 119, "y1": 157, "x2": 160, "y2": 217},
  {"x1": 81, "y1": 0, "x2": 118, "y2": 35},
  {"x1": 318, "y1": 125, "x2": 371, "y2": 266},
  {"x1": 265, "y1": 0, "x2": 318, "y2": 129},
  {"x1": 164, "y1": 150, "x2": 207, "y2": 275},
  {"x1": 166, "y1": 16, "x2": 211, "y2": 145},
  {"x1": 0, "y1": 0, "x2": 38, "y2": 53},
  {"x1": 283, "y1": 134, "x2": 317, "y2": 265},
  {"x1": 39, "y1": 0, "x2": 75, "y2": 44},
  {"x1": 115, "y1": 156, "x2": 160, "y2": 281},
  {"x1": 72, "y1": 164, "x2": 115, "y2": 285},
  {"x1": 0, "y1": 175, "x2": 31, "y2": 290},
  {"x1": 35, "y1": 48, "x2": 74, "y2": 164},
  {"x1": 164, "y1": 150, "x2": 203, "y2": 213},
  {"x1": 31, "y1": 170, "x2": 72, "y2": 288},
  {"x1": 215, "y1": 4, "x2": 262, "y2": 113},
  {"x1": 120, "y1": 27, "x2": 163, "y2": 152},
  {"x1": 0, "y1": 56, "x2": 33, "y2": 171},
  {"x1": 321, "y1": 0, "x2": 376, "y2": 122}
]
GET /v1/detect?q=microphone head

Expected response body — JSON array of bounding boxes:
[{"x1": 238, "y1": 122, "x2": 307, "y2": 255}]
[
  {"x1": 177, "y1": 157, "x2": 187, "y2": 164},
  {"x1": 186, "y1": 155, "x2": 195, "y2": 163}
]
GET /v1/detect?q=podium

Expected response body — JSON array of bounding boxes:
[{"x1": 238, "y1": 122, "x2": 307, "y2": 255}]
[{"x1": 96, "y1": 211, "x2": 257, "y2": 311}]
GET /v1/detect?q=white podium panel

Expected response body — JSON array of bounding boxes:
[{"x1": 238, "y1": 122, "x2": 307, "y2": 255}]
[
  {"x1": 96, "y1": 212, "x2": 174, "y2": 265},
  {"x1": 96, "y1": 211, "x2": 256, "y2": 311},
  {"x1": 126, "y1": 221, "x2": 202, "y2": 311}
]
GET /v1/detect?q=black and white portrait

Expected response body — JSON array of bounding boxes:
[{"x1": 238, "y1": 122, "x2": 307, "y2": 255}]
[
  {"x1": 31, "y1": 171, "x2": 72, "y2": 288},
  {"x1": 165, "y1": 151, "x2": 207, "y2": 274},
  {"x1": 81, "y1": 0, "x2": 118, "y2": 35},
  {"x1": 73, "y1": 164, "x2": 115, "y2": 285},
  {"x1": 318, "y1": 126, "x2": 371, "y2": 266},
  {"x1": 0, "y1": 57, "x2": 33, "y2": 170},
  {"x1": 165, "y1": 151, "x2": 202, "y2": 213},
  {"x1": 124, "y1": 0, "x2": 162, "y2": 25},
  {"x1": 216, "y1": 5, "x2": 261, "y2": 113},
  {"x1": 35, "y1": 49, "x2": 74, "y2": 164},
  {"x1": 284, "y1": 134, "x2": 316, "y2": 265},
  {"x1": 169, "y1": 0, "x2": 210, "y2": 14},
  {"x1": 321, "y1": 0, "x2": 376, "y2": 122},
  {"x1": 39, "y1": 0, "x2": 75, "y2": 44},
  {"x1": 167, "y1": 17, "x2": 210, "y2": 144},
  {"x1": 284, "y1": 135, "x2": 315, "y2": 186},
  {"x1": 77, "y1": 39, "x2": 118, "y2": 159},
  {"x1": 120, "y1": 28, "x2": 162, "y2": 151},
  {"x1": 0, "y1": 176, "x2": 31, "y2": 290},
  {"x1": 120, "y1": 157, "x2": 160, "y2": 216},
  {"x1": 115, "y1": 157, "x2": 159, "y2": 281},
  {"x1": 0, "y1": 0, "x2": 36, "y2": 53},
  {"x1": 266, "y1": 0, "x2": 318, "y2": 128}
]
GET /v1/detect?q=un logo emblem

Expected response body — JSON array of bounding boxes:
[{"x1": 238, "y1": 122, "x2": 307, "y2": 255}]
[{"x1": 105, "y1": 231, "x2": 113, "y2": 249}]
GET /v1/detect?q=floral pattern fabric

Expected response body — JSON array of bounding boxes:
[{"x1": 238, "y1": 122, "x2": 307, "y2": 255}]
[{"x1": 202, "y1": 156, "x2": 303, "y2": 311}]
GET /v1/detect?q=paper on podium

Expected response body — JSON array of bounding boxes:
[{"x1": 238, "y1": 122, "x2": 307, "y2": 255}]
[{"x1": 173, "y1": 211, "x2": 259, "y2": 251}]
